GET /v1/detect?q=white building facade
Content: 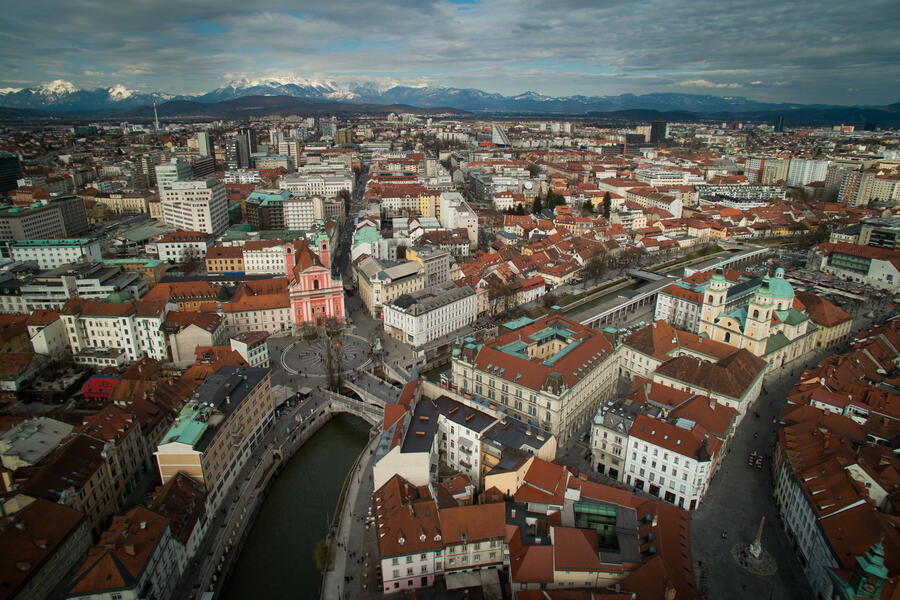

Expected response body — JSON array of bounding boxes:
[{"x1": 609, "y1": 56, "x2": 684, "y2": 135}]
[{"x1": 160, "y1": 179, "x2": 229, "y2": 235}]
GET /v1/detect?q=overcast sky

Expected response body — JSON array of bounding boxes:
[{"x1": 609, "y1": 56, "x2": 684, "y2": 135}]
[{"x1": 2, "y1": 0, "x2": 898, "y2": 104}]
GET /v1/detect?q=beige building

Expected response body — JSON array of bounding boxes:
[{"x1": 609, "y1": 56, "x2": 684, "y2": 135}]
[
  {"x1": 795, "y1": 290, "x2": 853, "y2": 349},
  {"x1": 77, "y1": 405, "x2": 152, "y2": 507},
  {"x1": 205, "y1": 245, "x2": 245, "y2": 274},
  {"x1": 21, "y1": 434, "x2": 120, "y2": 535},
  {"x1": 162, "y1": 311, "x2": 227, "y2": 365},
  {"x1": 354, "y1": 256, "x2": 424, "y2": 317},
  {"x1": 407, "y1": 246, "x2": 451, "y2": 287},
  {"x1": 154, "y1": 366, "x2": 273, "y2": 511},
  {"x1": 97, "y1": 190, "x2": 153, "y2": 214},
  {"x1": 452, "y1": 314, "x2": 618, "y2": 444},
  {"x1": 439, "y1": 503, "x2": 507, "y2": 575}
]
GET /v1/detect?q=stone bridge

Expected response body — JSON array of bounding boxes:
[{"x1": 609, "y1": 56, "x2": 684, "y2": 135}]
[
  {"x1": 341, "y1": 372, "x2": 401, "y2": 408},
  {"x1": 381, "y1": 362, "x2": 412, "y2": 385},
  {"x1": 323, "y1": 391, "x2": 384, "y2": 427}
]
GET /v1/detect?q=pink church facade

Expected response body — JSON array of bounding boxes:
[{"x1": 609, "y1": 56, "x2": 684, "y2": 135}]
[{"x1": 285, "y1": 238, "x2": 345, "y2": 326}]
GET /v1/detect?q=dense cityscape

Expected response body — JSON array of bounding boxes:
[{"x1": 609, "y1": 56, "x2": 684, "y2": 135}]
[{"x1": 3, "y1": 2, "x2": 900, "y2": 600}]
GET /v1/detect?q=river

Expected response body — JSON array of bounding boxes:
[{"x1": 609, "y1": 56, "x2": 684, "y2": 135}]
[{"x1": 223, "y1": 414, "x2": 370, "y2": 600}]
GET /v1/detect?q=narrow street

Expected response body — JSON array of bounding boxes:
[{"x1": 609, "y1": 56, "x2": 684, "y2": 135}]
[{"x1": 691, "y1": 311, "x2": 881, "y2": 600}]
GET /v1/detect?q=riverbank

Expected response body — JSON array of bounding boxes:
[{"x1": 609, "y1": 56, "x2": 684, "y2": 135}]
[
  {"x1": 320, "y1": 429, "x2": 382, "y2": 600},
  {"x1": 224, "y1": 415, "x2": 370, "y2": 600}
]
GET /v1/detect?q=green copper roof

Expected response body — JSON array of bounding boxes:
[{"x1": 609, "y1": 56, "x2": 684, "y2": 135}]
[
  {"x1": 764, "y1": 331, "x2": 792, "y2": 355},
  {"x1": 720, "y1": 307, "x2": 747, "y2": 327},
  {"x1": 775, "y1": 308, "x2": 807, "y2": 326},
  {"x1": 768, "y1": 277, "x2": 795, "y2": 299}
]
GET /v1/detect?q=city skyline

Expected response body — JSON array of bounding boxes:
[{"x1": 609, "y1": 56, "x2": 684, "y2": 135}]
[{"x1": 1, "y1": 0, "x2": 899, "y2": 105}]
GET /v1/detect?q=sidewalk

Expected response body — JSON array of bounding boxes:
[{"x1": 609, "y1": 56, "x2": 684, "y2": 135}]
[{"x1": 321, "y1": 430, "x2": 381, "y2": 600}]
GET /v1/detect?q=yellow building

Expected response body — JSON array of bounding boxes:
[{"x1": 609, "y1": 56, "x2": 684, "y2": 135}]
[
  {"x1": 419, "y1": 192, "x2": 440, "y2": 218},
  {"x1": 154, "y1": 366, "x2": 273, "y2": 510},
  {"x1": 795, "y1": 290, "x2": 853, "y2": 349},
  {"x1": 205, "y1": 246, "x2": 245, "y2": 273}
]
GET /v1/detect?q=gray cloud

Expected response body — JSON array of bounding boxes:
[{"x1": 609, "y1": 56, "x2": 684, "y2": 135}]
[{"x1": 0, "y1": 0, "x2": 898, "y2": 104}]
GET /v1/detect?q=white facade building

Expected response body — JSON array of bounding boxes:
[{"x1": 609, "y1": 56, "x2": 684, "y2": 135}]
[
  {"x1": 280, "y1": 173, "x2": 353, "y2": 199},
  {"x1": 160, "y1": 179, "x2": 229, "y2": 235},
  {"x1": 60, "y1": 299, "x2": 170, "y2": 364},
  {"x1": 786, "y1": 159, "x2": 829, "y2": 188},
  {"x1": 156, "y1": 232, "x2": 209, "y2": 264},
  {"x1": 224, "y1": 169, "x2": 261, "y2": 184},
  {"x1": 155, "y1": 158, "x2": 192, "y2": 191},
  {"x1": 439, "y1": 192, "x2": 478, "y2": 248},
  {"x1": 383, "y1": 283, "x2": 475, "y2": 348},
  {"x1": 242, "y1": 242, "x2": 287, "y2": 275},
  {"x1": 283, "y1": 196, "x2": 324, "y2": 231},
  {"x1": 624, "y1": 414, "x2": 718, "y2": 510},
  {"x1": 10, "y1": 238, "x2": 102, "y2": 269}
]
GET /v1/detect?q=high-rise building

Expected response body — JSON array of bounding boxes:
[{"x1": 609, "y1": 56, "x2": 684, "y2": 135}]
[
  {"x1": 839, "y1": 170, "x2": 877, "y2": 208},
  {"x1": 224, "y1": 135, "x2": 239, "y2": 170},
  {"x1": 775, "y1": 115, "x2": 785, "y2": 132},
  {"x1": 137, "y1": 153, "x2": 165, "y2": 187},
  {"x1": 160, "y1": 179, "x2": 229, "y2": 235},
  {"x1": 650, "y1": 120, "x2": 667, "y2": 144},
  {"x1": 189, "y1": 155, "x2": 216, "y2": 179},
  {"x1": 0, "y1": 151, "x2": 22, "y2": 194},
  {"x1": 155, "y1": 158, "x2": 192, "y2": 191},
  {"x1": 786, "y1": 159, "x2": 829, "y2": 187},
  {"x1": 237, "y1": 127, "x2": 256, "y2": 168},
  {"x1": 196, "y1": 131, "x2": 212, "y2": 157}
]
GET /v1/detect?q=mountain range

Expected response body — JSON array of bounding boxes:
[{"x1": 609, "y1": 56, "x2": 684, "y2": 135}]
[{"x1": 1, "y1": 77, "x2": 898, "y2": 125}]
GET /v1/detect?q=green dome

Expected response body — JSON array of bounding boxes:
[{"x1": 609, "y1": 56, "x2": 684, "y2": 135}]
[{"x1": 768, "y1": 272, "x2": 795, "y2": 299}]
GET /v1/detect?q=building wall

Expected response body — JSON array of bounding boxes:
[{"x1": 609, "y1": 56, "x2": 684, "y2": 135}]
[
  {"x1": 14, "y1": 516, "x2": 91, "y2": 600},
  {"x1": 624, "y1": 436, "x2": 711, "y2": 510}
]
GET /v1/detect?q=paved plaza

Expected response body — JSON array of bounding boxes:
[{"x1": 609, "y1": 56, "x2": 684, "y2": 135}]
[{"x1": 280, "y1": 333, "x2": 374, "y2": 378}]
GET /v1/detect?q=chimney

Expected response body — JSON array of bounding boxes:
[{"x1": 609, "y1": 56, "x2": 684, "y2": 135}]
[
  {"x1": 124, "y1": 544, "x2": 136, "y2": 556},
  {"x1": 708, "y1": 398, "x2": 715, "y2": 410}
]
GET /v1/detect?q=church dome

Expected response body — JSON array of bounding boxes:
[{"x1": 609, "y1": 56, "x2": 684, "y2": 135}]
[{"x1": 768, "y1": 269, "x2": 795, "y2": 299}]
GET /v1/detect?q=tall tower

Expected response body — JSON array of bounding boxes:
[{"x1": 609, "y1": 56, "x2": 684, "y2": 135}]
[
  {"x1": 699, "y1": 267, "x2": 728, "y2": 338},
  {"x1": 744, "y1": 280, "x2": 773, "y2": 355},
  {"x1": 153, "y1": 98, "x2": 160, "y2": 131},
  {"x1": 830, "y1": 542, "x2": 888, "y2": 600}
]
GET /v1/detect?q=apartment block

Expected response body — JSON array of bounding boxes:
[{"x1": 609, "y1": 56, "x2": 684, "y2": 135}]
[
  {"x1": 9, "y1": 238, "x2": 102, "y2": 269},
  {"x1": 160, "y1": 179, "x2": 229, "y2": 235},
  {"x1": 154, "y1": 366, "x2": 273, "y2": 511},
  {"x1": 452, "y1": 315, "x2": 618, "y2": 444}
]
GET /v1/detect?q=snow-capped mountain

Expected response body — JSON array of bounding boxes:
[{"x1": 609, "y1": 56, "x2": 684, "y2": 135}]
[
  {"x1": 0, "y1": 81, "x2": 179, "y2": 111},
  {"x1": 0, "y1": 77, "x2": 877, "y2": 115}
]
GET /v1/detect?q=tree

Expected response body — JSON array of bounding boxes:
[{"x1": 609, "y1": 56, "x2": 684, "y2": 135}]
[
  {"x1": 532, "y1": 196, "x2": 543, "y2": 214},
  {"x1": 515, "y1": 203, "x2": 526, "y2": 216},
  {"x1": 314, "y1": 539, "x2": 331, "y2": 571},
  {"x1": 582, "y1": 200, "x2": 594, "y2": 215},
  {"x1": 582, "y1": 254, "x2": 607, "y2": 283},
  {"x1": 603, "y1": 192, "x2": 612, "y2": 219},
  {"x1": 526, "y1": 163, "x2": 541, "y2": 178}
]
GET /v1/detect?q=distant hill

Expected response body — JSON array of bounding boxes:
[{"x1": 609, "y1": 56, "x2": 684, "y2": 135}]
[{"x1": 1, "y1": 77, "x2": 898, "y2": 126}]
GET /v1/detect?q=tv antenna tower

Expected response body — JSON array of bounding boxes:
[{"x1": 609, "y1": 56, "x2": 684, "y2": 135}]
[{"x1": 152, "y1": 98, "x2": 160, "y2": 131}]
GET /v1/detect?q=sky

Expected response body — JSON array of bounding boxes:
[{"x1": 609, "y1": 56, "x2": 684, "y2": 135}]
[{"x1": 1, "y1": 0, "x2": 899, "y2": 105}]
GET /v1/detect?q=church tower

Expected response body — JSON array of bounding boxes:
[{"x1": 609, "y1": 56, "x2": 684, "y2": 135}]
[
  {"x1": 699, "y1": 267, "x2": 728, "y2": 338},
  {"x1": 830, "y1": 542, "x2": 888, "y2": 600},
  {"x1": 744, "y1": 277, "x2": 773, "y2": 355}
]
